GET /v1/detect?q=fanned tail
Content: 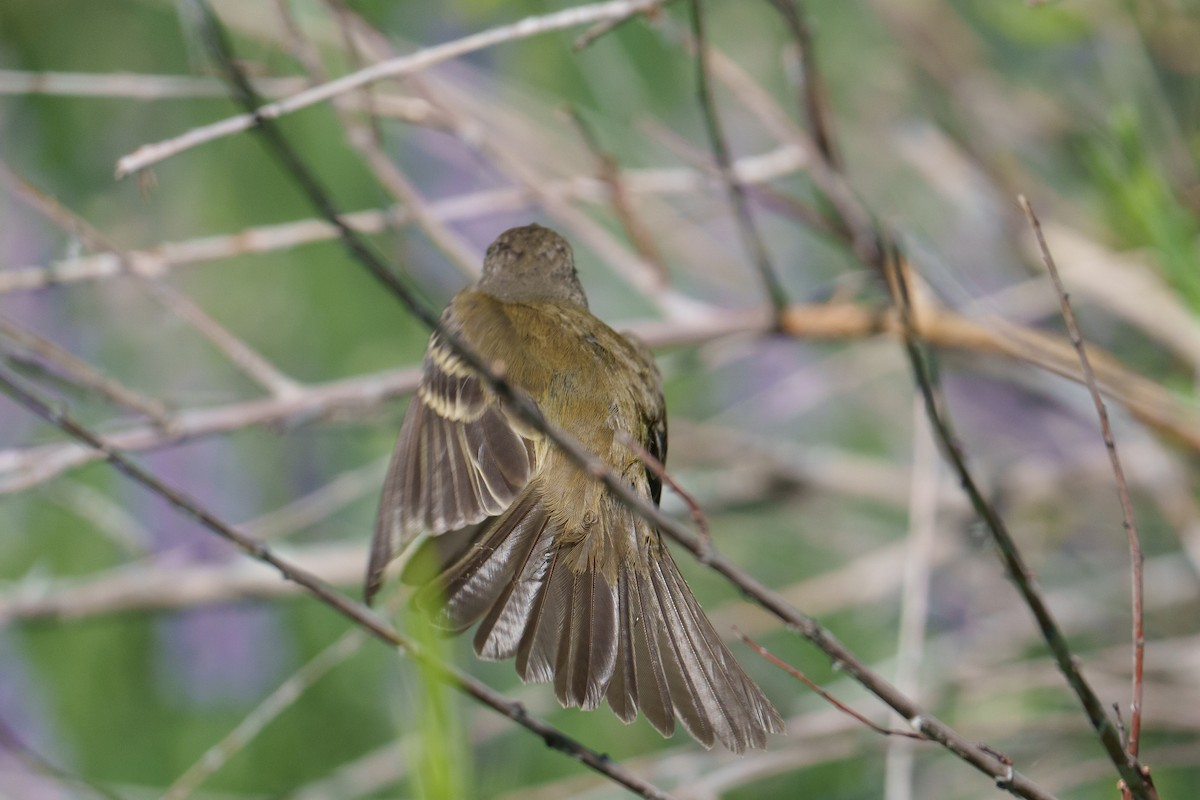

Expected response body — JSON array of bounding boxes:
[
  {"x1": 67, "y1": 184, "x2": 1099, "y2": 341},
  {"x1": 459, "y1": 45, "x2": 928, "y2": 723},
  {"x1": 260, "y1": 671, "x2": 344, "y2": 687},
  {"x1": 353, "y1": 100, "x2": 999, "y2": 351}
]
[
  {"x1": 414, "y1": 483, "x2": 783, "y2": 752},
  {"x1": 417, "y1": 479, "x2": 621, "y2": 712},
  {"x1": 607, "y1": 544, "x2": 785, "y2": 753}
]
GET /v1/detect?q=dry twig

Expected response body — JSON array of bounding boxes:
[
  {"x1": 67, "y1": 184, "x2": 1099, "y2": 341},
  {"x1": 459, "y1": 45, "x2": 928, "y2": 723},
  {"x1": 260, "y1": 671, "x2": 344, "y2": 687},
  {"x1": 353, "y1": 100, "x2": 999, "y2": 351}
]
[
  {"x1": 1020, "y1": 195, "x2": 1152, "y2": 798},
  {"x1": 115, "y1": 0, "x2": 673, "y2": 178},
  {"x1": 689, "y1": 0, "x2": 787, "y2": 317},
  {"x1": 737, "y1": 631, "x2": 927, "y2": 741},
  {"x1": 881, "y1": 246, "x2": 1154, "y2": 799}
]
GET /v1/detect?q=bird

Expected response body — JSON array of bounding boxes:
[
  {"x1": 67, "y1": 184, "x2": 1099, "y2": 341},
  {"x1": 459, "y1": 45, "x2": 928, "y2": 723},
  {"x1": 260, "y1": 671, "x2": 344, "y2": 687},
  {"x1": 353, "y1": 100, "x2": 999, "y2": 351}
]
[{"x1": 366, "y1": 223, "x2": 783, "y2": 752}]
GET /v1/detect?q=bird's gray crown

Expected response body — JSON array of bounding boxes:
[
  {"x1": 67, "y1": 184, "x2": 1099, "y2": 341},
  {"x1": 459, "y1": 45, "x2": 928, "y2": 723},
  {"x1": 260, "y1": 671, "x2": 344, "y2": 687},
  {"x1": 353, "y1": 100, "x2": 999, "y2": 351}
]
[{"x1": 477, "y1": 224, "x2": 588, "y2": 308}]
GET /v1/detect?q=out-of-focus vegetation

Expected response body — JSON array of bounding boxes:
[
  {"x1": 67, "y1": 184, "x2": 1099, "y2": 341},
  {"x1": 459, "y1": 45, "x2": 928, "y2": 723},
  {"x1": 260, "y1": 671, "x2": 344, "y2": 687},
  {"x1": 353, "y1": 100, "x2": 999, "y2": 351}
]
[{"x1": 1, "y1": 1, "x2": 1198, "y2": 798}]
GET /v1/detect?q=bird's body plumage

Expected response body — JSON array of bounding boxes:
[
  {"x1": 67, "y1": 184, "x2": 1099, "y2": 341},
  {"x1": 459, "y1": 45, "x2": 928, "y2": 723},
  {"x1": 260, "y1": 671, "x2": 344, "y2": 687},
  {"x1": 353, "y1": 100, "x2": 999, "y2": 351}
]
[{"x1": 367, "y1": 224, "x2": 783, "y2": 752}]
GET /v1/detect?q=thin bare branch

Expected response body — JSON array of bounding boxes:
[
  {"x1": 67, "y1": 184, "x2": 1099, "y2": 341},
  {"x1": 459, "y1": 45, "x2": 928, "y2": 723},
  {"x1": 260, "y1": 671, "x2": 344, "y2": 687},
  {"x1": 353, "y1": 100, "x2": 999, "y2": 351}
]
[
  {"x1": 243, "y1": 456, "x2": 389, "y2": 542},
  {"x1": 114, "y1": 0, "x2": 672, "y2": 178},
  {"x1": 766, "y1": 0, "x2": 841, "y2": 169},
  {"x1": 1019, "y1": 197, "x2": 1151, "y2": 783},
  {"x1": 775, "y1": 302, "x2": 1200, "y2": 452},
  {"x1": 0, "y1": 543, "x2": 364, "y2": 623},
  {"x1": 0, "y1": 719, "x2": 125, "y2": 800},
  {"x1": 0, "y1": 158, "x2": 303, "y2": 398},
  {"x1": 574, "y1": 1, "x2": 667, "y2": 49},
  {"x1": 737, "y1": 631, "x2": 927, "y2": 741},
  {"x1": 880, "y1": 245, "x2": 1155, "y2": 799},
  {"x1": 141, "y1": 280, "x2": 305, "y2": 398},
  {"x1": 0, "y1": 68, "x2": 307, "y2": 99},
  {"x1": 0, "y1": 315, "x2": 171, "y2": 425},
  {"x1": 666, "y1": 506, "x2": 1053, "y2": 797},
  {"x1": 420, "y1": 103, "x2": 702, "y2": 319},
  {"x1": 164, "y1": 627, "x2": 370, "y2": 800},
  {"x1": 689, "y1": 0, "x2": 788, "y2": 317},
  {"x1": 0, "y1": 366, "x2": 421, "y2": 494},
  {"x1": 276, "y1": 0, "x2": 481, "y2": 279},
  {"x1": 3, "y1": 146, "x2": 807, "y2": 294},
  {"x1": 885, "y1": 401, "x2": 941, "y2": 800},
  {"x1": 565, "y1": 107, "x2": 670, "y2": 281},
  {"x1": 616, "y1": 428, "x2": 712, "y2": 556}
]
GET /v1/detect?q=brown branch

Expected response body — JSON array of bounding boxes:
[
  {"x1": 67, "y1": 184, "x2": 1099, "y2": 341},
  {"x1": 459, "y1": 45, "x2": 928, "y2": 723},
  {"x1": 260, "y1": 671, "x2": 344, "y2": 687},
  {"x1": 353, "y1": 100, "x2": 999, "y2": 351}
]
[
  {"x1": 776, "y1": 303, "x2": 1200, "y2": 452},
  {"x1": 615, "y1": 429, "x2": 711, "y2": 553},
  {"x1": 1019, "y1": 196, "x2": 1152, "y2": 794},
  {"x1": 765, "y1": 0, "x2": 841, "y2": 169}
]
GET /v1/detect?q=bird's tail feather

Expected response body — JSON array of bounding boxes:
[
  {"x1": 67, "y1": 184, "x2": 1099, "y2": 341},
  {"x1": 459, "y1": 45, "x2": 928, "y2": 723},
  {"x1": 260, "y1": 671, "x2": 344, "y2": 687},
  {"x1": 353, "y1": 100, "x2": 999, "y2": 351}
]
[{"x1": 414, "y1": 480, "x2": 784, "y2": 752}]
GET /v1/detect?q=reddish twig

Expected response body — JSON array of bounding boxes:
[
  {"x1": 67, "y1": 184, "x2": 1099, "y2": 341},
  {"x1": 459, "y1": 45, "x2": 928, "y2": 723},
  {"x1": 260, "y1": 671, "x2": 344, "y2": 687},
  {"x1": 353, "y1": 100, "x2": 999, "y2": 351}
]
[
  {"x1": 615, "y1": 429, "x2": 711, "y2": 556},
  {"x1": 736, "y1": 630, "x2": 927, "y2": 741},
  {"x1": 1019, "y1": 195, "x2": 1152, "y2": 798},
  {"x1": 564, "y1": 107, "x2": 670, "y2": 281},
  {"x1": 881, "y1": 243, "x2": 1155, "y2": 800}
]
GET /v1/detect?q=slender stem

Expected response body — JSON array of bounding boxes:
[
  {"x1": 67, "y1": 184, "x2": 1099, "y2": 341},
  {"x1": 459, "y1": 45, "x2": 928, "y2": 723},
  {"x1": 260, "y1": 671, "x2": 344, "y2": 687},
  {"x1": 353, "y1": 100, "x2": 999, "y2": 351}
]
[
  {"x1": 115, "y1": 0, "x2": 673, "y2": 177},
  {"x1": 881, "y1": 245, "x2": 1155, "y2": 800},
  {"x1": 689, "y1": 0, "x2": 788, "y2": 318},
  {"x1": 1020, "y1": 196, "x2": 1151, "y2": 791}
]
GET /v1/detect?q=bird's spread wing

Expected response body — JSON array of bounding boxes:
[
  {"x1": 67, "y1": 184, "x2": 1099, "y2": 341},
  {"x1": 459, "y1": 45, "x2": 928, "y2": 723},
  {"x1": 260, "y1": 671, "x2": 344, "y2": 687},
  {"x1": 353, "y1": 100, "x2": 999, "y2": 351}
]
[{"x1": 366, "y1": 320, "x2": 534, "y2": 604}]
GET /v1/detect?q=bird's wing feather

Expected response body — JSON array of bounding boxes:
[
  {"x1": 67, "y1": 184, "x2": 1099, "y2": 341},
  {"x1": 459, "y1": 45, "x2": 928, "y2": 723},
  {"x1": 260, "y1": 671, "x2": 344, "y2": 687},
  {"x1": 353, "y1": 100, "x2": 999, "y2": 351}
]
[{"x1": 366, "y1": 318, "x2": 534, "y2": 604}]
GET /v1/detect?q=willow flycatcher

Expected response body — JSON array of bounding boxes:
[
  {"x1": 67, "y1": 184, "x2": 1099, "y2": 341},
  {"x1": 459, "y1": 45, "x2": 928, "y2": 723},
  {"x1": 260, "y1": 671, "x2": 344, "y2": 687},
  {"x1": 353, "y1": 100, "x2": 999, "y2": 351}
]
[{"x1": 366, "y1": 224, "x2": 783, "y2": 752}]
